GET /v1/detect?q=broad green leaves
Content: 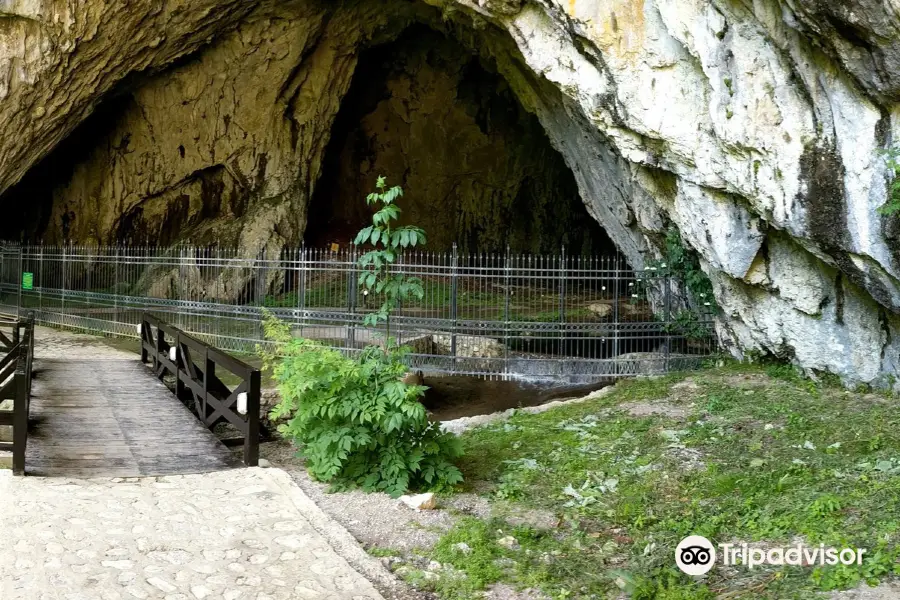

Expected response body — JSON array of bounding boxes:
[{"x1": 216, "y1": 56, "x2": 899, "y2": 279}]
[
  {"x1": 259, "y1": 312, "x2": 463, "y2": 497},
  {"x1": 355, "y1": 177, "x2": 427, "y2": 337}
]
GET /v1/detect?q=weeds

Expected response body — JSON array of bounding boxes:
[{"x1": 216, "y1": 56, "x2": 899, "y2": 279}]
[{"x1": 402, "y1": 364, "x2": 900, "y2": 598}]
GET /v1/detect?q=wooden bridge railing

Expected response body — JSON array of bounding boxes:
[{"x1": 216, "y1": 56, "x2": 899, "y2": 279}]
[
  {"x1": 139, "y1": 313, "x2": 260, "y2": 466},
  {"x1": 0, "y1": 312, "x2": 35, "y2": 475}
]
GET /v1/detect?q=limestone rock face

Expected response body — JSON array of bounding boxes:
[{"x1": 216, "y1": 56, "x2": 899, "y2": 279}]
[{"x1": 0, "y1": 0, "x2": 899, "y2": 386}]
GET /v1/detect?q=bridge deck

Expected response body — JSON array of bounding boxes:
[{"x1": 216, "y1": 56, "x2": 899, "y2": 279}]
[{"x1": 25, "y1": 329, "x2": 241, "y2": 477}]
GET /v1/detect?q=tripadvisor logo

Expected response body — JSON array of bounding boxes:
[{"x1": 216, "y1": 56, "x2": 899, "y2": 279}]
[
  {"x1": 675, "y1": 536, "x2": 716, "y2": 576},
  {"x1": 675, "y1": 536, "x2": 867, "y2": 575}
]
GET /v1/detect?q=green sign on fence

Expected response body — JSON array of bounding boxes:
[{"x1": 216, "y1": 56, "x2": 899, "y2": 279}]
[{"x1": 21, "y1": 272, "x2": 33, "y2": 290}]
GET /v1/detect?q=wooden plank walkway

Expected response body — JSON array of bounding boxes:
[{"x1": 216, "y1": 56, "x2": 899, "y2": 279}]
[{"x1": 25, "y1": 355, "x2": 242, "y2": 477}]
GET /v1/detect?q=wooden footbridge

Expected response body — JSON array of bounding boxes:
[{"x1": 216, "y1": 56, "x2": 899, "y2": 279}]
[{"x1": 0, "y1": 313, "x2": 261, "y2": 477}]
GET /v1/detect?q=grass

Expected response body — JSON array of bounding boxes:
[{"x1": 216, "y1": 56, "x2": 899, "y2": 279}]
[{"x1": 404, "y1": 362, "x2": 900, "y2": 599}]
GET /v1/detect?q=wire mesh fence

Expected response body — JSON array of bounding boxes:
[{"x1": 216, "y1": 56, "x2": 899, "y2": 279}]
[{"x1": 0, "y1": 243, "x2": 719, "y2": 382}]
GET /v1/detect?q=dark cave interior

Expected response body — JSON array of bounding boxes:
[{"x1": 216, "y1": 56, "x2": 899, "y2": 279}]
[{"x1": 306, "y1": 25, "x2": 616, "y2": 255}]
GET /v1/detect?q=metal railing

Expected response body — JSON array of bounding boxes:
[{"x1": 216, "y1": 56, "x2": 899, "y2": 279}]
[
  {"x1": 0, "y1": 312, "x2": 35, "y2": 475},
  {"x1": 140, "y1": 313, "x2": 260, "y2": 466},
  {"x1": 0, "y1": 243, "x2": 717, "y2": 383}
]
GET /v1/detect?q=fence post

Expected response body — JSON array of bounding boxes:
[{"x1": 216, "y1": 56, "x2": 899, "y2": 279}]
[
  {"x1": 201, "y1": 346, "x2": 211, "y2": 424},
  {"x1": 395, "y1": 251, "x2": 402, "y2": 347},
  {"x1": 113, "y1": 246, "x2": 120, "y2": 328},
  {"x1": 298, "y1": 244, "x2": 307, "y2": 333},
  {"x1": 86, "y1": 246, "x2": 92, "y2": 297},
  {"x1": 16, "y1": 245, "x2": 22, "y2": 319},
  {"x1": 450, "y1": 242, "x2": 458, "y2": 361},
  {"x1": 348, "y1": 246, "x2": 357, "y2": 348},
  {"x1": 12, "y1": 365, "x2": 27, "y2": 475},
  {"x1": 61, "y1": 245, "x2": 67, "y2": 325},
  {"x1": 613, "y1": 256, "x2": 620, "y2": 377},
  {"x1": 245, "y1": 368, "x2": 261, "y2": 467},
  {"x1": 559, "y1": 244, "x2": 566, "y2": 357},
  {"x1": 256, "y1": 247, "x2": 267, "y2": 343},
  {"x1": 175, "y1": 332, "x2": 185, "y2": 401},
  {"x1": 38, "y1": 244, "x2": 43, "y2": 323},
  {"x1": 664, "y1": 273, "x2": 672, "y2": 373},
  {"x1": 504, "y1": 245, "x2": 511, "y2": 381}
]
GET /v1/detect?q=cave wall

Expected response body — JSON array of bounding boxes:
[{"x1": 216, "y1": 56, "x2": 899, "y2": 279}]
[
  {"x1": 307, "y1": 26, "x2": 614, "y2": 254},
  {"x1": 0, "y1": 0, "x2": 431, "y2": 256},
  {"x1": 1, "y1": 0, "x2": 900, "y2": 386}
]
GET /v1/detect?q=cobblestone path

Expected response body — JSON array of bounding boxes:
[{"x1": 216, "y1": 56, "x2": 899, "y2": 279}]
[{"x1": 0, "y1": 467, "x2": 385, "y2": 600}]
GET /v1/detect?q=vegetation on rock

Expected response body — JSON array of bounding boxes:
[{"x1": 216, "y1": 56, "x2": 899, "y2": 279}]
[{"x1": 878, "y1": 146, "x2": 900, "y2": 217}]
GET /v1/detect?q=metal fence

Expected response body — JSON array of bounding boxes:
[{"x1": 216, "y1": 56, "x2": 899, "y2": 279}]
[{"x1": 0, "y1": 243, "x2": 718, "y2": 383}]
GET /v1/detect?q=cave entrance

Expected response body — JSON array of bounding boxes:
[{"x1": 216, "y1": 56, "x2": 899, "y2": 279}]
[{"x1": 307, "y1": 25, "x2": 617, "y2": 256}]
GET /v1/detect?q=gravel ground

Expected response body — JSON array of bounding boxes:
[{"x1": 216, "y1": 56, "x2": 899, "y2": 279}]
[
  {"x1": 258, "y1": 440, "x2": 560, "y2": 600},
  {"x1": 258, "y1": 441, "x2": 492, "y2": 554}
]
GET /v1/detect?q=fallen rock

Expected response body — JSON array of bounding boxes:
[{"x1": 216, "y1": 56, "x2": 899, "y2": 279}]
[
  {"x1": 401, "y1": 370, "x2": 424, "y2": 386},
  {"x1": 398, "y1": 492, "x2": 437, "y2": 511},
  {"x1": 586, "y1": 303, "x2": 613, "y2": 319},
  {"x1": 497, "y1": 535, "x2": 519, "y2": 550},
  {"x1": 433, "y1": 334, "x2": 505, "y2": 358},
  {"x1": 452, "y1": 542, "x2": 473, "y2": 555}
]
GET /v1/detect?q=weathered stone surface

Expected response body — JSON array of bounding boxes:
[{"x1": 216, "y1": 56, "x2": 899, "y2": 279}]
[
  {"x1": 433, "y1": 334, "x2": 505, "y2": 358},
  {"x1": 586, "y1": 303, "x2": 613, "y2": 319},
  {"x1": 0, "y1": 0, "x2": 899, "y2": 385}
]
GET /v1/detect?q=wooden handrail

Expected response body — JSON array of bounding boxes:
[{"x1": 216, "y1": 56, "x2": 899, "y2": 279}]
[
  {"x1": 0, "y1": 312, "x2": 35, "y2": 475},
  {"x1": 139, "y1": 313, "x2": 260, "y2": 467}
]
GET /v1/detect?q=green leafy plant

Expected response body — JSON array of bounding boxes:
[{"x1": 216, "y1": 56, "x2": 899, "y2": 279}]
[
  {"x1": 638, "y1": 226, "x2": 716, "y2": 313},
  {"x1": 354, "y1": 176, "x2": 426, "y2": 339},
  {"x1": 878, "y1": 146, "x2": 900, "y2": 216},
  {"x1": 258, "y1": 176, "x2": 463, "y2": 498},
  {"x1": 636, "y1": 226, "x2": 716, "y2": 340},
  {"x1": 260, "y1": 313, "x2": 463, "y2": 497},
  {"x1": 662, "y1": 309, "x2": 714, "y2": 341}
]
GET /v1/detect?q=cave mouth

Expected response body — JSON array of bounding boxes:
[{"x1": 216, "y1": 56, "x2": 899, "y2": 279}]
[{"x1": 307, "y1": 24, "x2": 617, "y2": 256}]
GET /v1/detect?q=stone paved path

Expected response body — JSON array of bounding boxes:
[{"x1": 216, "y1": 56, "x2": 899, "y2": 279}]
[{"x1": 0, "y1": 467, "x2": 386, "y2": 600}]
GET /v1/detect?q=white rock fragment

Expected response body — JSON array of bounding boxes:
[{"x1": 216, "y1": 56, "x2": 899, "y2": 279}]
[
  {"x1": 398, "y1": 492, "x2": 437, "y2": 510},
  {"x1": 497, "y1": 536, "x2": 519, "y2": 550},
  {"x1": 453, "y1": 542, "x2": 473, "y2": 555}
]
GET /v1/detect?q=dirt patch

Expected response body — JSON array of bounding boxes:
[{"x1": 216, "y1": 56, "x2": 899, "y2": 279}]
[
  {"x1": 830, "y1": 582, "x2": 900, "y2": 599},
  {"x1": 723, "y1": 373, "x2": 775, "y2": 388},
  {"x1": 259, "y1": 440, "x2": 491, "y2": 555},
  {"x1": 484, "y1": 584, "x2": 549, "y2": 599},
  {"x1": 621, "y1": 399, "x2": 692, "y2": 419},
  {"x1": 671, "y1": 378, "x2": 701, "y2": 393}
]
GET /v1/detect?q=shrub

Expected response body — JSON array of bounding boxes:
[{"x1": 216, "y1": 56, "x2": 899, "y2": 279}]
[{"x1": 261, "y1": 313, "x2": 464, "y2": 497}]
